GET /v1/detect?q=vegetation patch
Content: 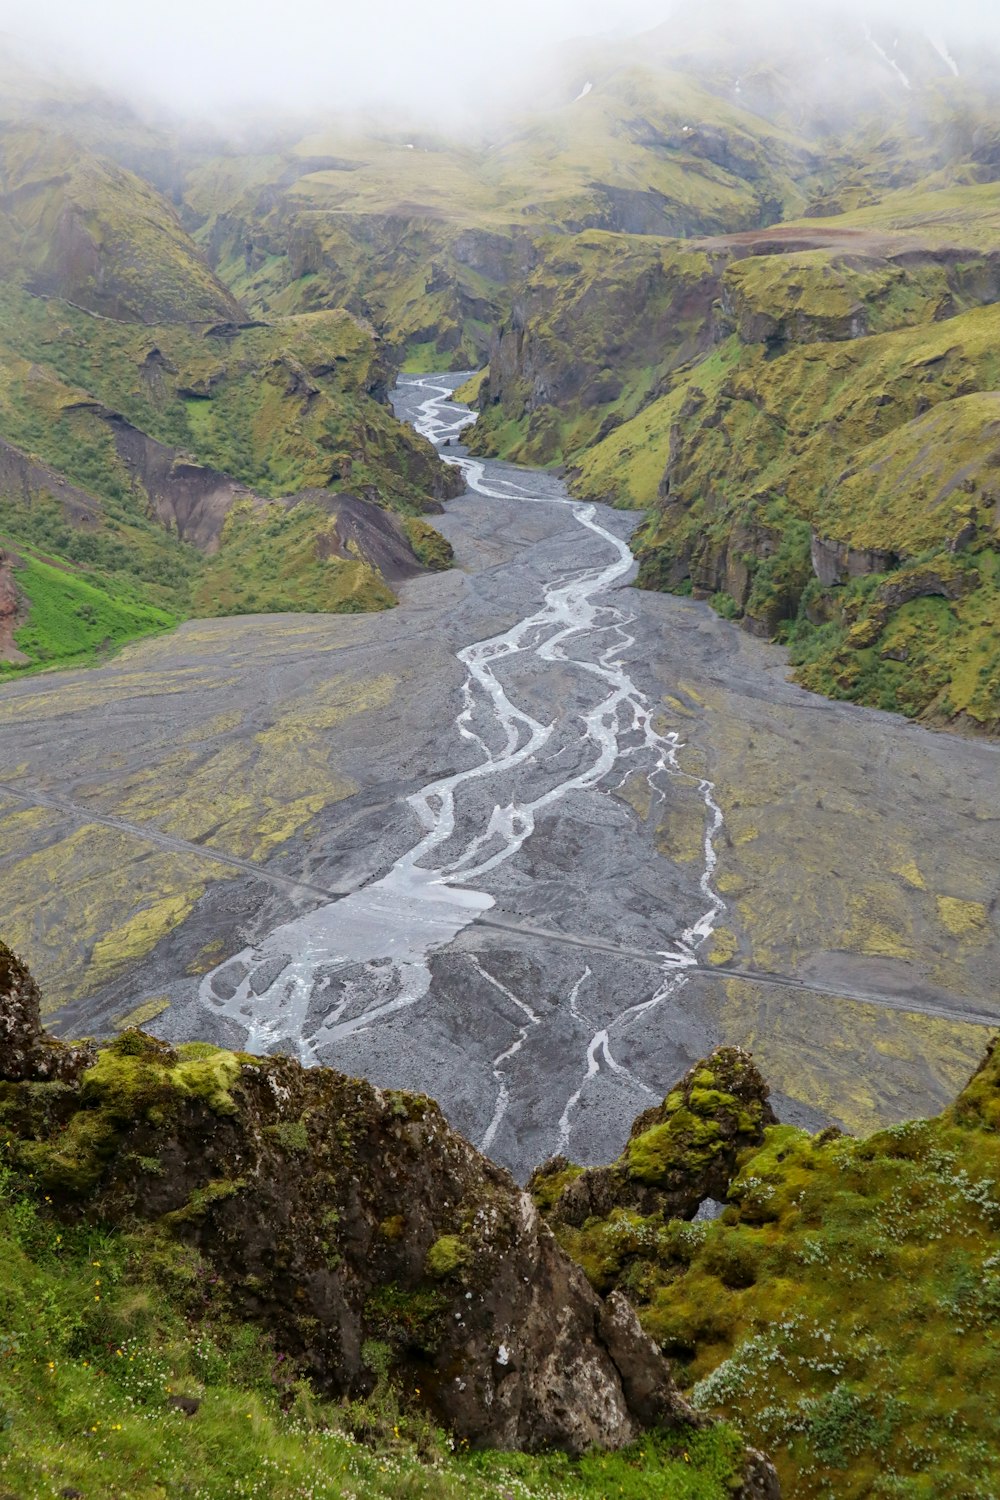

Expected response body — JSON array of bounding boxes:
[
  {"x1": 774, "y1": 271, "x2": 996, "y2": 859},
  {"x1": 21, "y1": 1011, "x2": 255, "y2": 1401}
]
[{"x1": 542, "y1": 1043, "x2": 1000, "y2": 1498}]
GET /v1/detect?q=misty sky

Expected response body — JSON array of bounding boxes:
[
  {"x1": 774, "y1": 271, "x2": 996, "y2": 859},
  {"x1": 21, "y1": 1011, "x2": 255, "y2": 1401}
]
[
  {"x1": 2, "y1": 0, "x2": 999, "y2": 121},
  {"x1": 1, "y1": 0, "x2": 665, "y2": 118}
]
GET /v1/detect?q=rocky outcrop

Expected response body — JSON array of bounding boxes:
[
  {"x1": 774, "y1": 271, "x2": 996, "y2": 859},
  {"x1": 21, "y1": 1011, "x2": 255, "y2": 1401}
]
[
  {"x1": 106, "y1": 412, "x2": 257, "y2": 551},
  {"x1": 532, "y1": 1048, "x2": 777, "y2": 1229},
  {"x1": 0, "y1": 992, "x2": 692, "y2": 1457},
  {"x1": 810, "y1": 531, "x2": 899, "y2": 586},
  {"x1": 0, "y1": 549, "x2": 27, "y2": 664},
  {"x1": 0, "y1": 437, "x2": 105, "y2": 531},
  {"x1": 722, "y1": 246, "x2": 1000, "y2": 350},
  {"x1": 842, "y1": 561, "x2": 975, "y2": 648},
  {"x1": 0, "y1": 942, "x2": 89, "y2": 1083},
  {"x1": 475, "y1": 242, "x2": 725, "y2": 461},
  {"x1": 296, "y1": 490, "x2": 451, "y2": 582}
]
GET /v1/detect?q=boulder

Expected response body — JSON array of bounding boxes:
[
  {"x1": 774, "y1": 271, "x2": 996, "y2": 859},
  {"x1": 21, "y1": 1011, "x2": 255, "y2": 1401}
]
[
  {"x1": 0, "y1": 972, "x2": 692, "y2": 1456},
  {"x1": 0, "y1": 941, "x2": 89, "y2": 1083},
  {"x1": 534, "y1": 1047, "x2": 777, "y2": 1228}
]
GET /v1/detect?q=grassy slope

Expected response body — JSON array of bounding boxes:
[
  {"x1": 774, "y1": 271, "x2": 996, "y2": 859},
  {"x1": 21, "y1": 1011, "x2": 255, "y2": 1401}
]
[
  {"x1": 0, "y1": 1087, "x2": 746, "y2": 1500},
  {"x1": 184, "y1": 145, "x2": 509, "y2": 371},
  {"x1": 539, "y1": 1043, "x2": 1000, "y2": 1499},
  {"x1": 3, "y1": 552, "x2": 177, "y2": 674},
  {"x1": 0, "y1": 124, "x2": 241, "y2": 325},
  {"x1": 0, "y1": 282, "x2": 444, "y2": 508},
  {"x1": 0, "y1": 279, "x2": 454, "y2": 670},
  {"x1": 192, "y1": 502, "x2": 397, "y2": 617}
]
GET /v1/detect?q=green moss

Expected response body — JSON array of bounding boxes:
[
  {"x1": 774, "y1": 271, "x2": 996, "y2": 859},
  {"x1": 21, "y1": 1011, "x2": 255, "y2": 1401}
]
[
  {"x1": 364, "y1": 1283, "x2": 448, "y2": 1353},
  {"x1": 10, "y1": 1035, "x2": 244, "y2": 1195},
  {"x1": 553, "y1": 1045, "x2": 1000, "y2": 1498},
  {"x1": 193, "y1": 500, "x2": 397, "y2": 618},
  {"x1": 425, "y1": 1234, "x2": 471, "y2": 1278},
  {"x1": 163, "y1": 1176, "x2": 246, "y2": 1226},
  {"x1": 401, "y1": 515, "x2": 454, "y2": 572},
  {"x1": 15, "y1": 1108, "x2": 120, "y2": 1196},
  {"x1": 172, "y1": 1048, "x2": 241, "y2": 1117},
  {"x1": 627, "y1": 1110, "x2": 724, "y2": 1185},
  {"x1": 265, "y1": 1118, "x2": 310, "y2": 1153},
  {"x1": 529, "y1": 1161, "x2": 584, "y2": 1214}
]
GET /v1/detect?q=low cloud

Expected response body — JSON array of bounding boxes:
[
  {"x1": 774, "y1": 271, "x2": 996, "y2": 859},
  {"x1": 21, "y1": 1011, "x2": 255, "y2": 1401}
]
[{"x1": 0, "y1": 0, "x2": 997, "y2": 125}]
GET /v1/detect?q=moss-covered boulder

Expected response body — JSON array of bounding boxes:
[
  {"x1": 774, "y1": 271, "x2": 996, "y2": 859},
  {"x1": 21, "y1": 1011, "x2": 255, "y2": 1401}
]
[
  {"x1": 534, "y1": 1030, "x2": 1000, "y2": 1497},
  {"x1": 0, "y1": 970, "x2": 716, "y2": 1461},
  {"x1": 533, "y1": 1047, "x2": 777, "y2": 1232}
]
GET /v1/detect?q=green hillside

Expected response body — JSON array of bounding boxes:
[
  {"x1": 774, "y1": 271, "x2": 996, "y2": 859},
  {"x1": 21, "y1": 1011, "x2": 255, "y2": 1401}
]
[
  {"x1": 0, "y1": 124, "x2": 242, "y2": 325},
  {"x1": 472, "y1": 189, "x2": 1000, "y2": 730},
  {"x1": 535, "y1": 1041, "x2": 1000, "y2": 1498},
  {"x1": 0, "y1": 127, "x2": 459, "y2": 673}
]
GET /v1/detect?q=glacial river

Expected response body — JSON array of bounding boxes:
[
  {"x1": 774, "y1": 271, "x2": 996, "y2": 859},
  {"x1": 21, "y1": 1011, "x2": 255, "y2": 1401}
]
[
  {"x1": 7, "y1": 376, "x2": 997, "y2": 1181},
  {"x1": 197, "y1": 377, "x2": 729, "y2": 1161}
]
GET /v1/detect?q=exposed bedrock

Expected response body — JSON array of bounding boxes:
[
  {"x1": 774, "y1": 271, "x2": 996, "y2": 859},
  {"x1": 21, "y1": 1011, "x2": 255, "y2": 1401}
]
[
  {"x1": 0, "y1": 941, "x2": 90, "y2": 1083},
  {"x1": 0, "y1": 943, "x2": 777, "y2": 1497},
  {"x1": 532, "y1": 1047, "x2": 777, "y2": 1228},
  {"x1": 810, "y1": 532, "x2": 900, "y2": 587}
]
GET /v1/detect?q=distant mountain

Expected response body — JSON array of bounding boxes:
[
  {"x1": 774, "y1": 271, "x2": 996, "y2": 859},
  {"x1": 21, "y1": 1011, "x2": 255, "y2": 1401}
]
[{"x1": 0, "y1": 6, "x2": 997, "y2": 725}]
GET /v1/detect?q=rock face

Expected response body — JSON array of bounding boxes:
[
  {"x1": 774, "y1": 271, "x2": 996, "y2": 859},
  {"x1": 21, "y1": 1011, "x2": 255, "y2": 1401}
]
[
  {"x1": 0, "y1": 549, "x2": 26, "y2": 664},
  {"x1": 532, "y1": 1047, "x2": 778, "y2": 1228},
  {"x1": 810, "y1": 532, "x2": 899, "y2": 587},
  {"x1": 0, "y1": 955, "x2": 782, "y2": 1492},
  {"x1": 0, "y1": 1004, "x2": 681, "y2": 1457},
  {"x1": 0, "y1": 942, "x2": 89, "y2": 1083},
  {"x1": 474, "y1": 239, "x2": 725, "y2": 465}
]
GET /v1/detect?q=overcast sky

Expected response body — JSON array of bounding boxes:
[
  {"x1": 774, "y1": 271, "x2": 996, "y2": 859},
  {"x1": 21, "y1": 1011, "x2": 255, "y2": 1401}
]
[
  {"x1": 1, "y1": 0, "x2": 998, "y2": 122},
  {"x1": 0, "y1": 0, "x2": 665, "y2": 118}
]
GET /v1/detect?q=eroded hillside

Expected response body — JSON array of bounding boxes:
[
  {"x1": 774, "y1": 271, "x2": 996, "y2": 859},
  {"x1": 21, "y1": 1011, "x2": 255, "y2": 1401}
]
[{"x1": 0, "y1": 120, "x2": 458, "y2": 672}]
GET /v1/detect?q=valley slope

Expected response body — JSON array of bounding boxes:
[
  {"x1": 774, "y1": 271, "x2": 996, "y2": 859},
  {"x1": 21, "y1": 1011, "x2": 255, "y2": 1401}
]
[{"x1": 0, "y1": 105, "x2": 460, "y2": 674}]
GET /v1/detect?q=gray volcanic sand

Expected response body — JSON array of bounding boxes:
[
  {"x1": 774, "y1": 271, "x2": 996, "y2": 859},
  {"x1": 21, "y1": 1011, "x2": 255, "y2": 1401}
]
[{"x1": 0, "y1": 377, "x2": 996, "y2": 1180}]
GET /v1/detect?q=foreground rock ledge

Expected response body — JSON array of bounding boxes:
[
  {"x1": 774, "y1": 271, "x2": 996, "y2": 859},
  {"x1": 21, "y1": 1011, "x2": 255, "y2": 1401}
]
[{"x1": 0, "y1": 942, "x2": 779, "y2": 1493}]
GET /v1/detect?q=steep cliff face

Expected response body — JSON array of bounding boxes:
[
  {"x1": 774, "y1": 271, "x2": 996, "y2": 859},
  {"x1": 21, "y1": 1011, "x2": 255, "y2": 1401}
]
[
  {"x1": 0, "y1": 942, "x2": 779, "y2": 1495},
  {"x1": 196, "y1": 199, "x2": 522, "y2": 372},
  {"x1": 472, "y1": 233, "x2": 727, "y2": 466},
  {"x1": 531, "y1": 229, "x2": 1000, "y2": 732}
]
